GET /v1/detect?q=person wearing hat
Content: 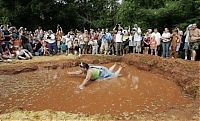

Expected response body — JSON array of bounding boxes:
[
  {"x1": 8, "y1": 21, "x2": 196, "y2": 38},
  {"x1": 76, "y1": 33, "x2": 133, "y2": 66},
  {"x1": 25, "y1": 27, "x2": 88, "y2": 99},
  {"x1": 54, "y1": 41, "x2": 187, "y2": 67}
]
[{"x1": 67, "y1": 62, "x2": 123, "y2": 89}]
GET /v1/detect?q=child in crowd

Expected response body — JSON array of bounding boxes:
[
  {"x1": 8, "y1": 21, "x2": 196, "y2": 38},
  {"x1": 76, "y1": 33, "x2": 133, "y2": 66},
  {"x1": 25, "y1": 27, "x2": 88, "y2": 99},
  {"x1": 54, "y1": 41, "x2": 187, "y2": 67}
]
[
  {"x1": 73, "y1": 38, "x2": 79, "y2": 55},
  {"x1": 150, "y1": 36, "x2": 157, "y2": 55},
  {"x1": 143, "y1": 29, "x2": 152, "y2": 54},
  {"x1": 60, "y1": 35, "x2": 68, "y2": 54},
  {"x1": 171, "y1": 29, "x2": 180, "y2": 58},
  {"x1": 42, "y1": 41, "x2": 49, "y2": 56}
]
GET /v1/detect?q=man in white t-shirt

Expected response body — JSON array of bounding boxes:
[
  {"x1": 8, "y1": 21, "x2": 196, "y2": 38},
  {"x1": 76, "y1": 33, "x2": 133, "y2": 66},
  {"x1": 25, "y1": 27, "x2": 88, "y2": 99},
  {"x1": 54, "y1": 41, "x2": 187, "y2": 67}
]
[
  {"x1": 133, "y1": 24, "x2": 142, "y2": 53},
  {"x1": 47, "y1": 30, "x2": 57, "y2": 55},
  {"x1": 115, "y1": 29, "x2": 123, "y2": 56},
  {"x1": 151, "y1": 28, "x2": 161, "y2": 56}
]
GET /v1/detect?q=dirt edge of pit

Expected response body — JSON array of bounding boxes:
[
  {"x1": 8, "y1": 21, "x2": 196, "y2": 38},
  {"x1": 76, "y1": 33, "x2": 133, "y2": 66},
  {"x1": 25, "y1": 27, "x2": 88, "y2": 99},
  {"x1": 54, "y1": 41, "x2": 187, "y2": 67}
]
[
  {"x1": 0, "y1": 106, "x2": 200, "y2": 121},
  {"x1": 0, "y1": 54, "x2": 199, "y2": 99}
]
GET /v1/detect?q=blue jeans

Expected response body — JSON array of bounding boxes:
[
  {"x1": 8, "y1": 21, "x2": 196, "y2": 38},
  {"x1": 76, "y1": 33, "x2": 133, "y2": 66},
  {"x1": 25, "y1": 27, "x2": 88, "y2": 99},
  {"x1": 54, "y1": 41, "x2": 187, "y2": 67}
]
[
  {"x1": 162, "y1": 42, "x2": 170, "y2": 58},
  {"x1": 48, "y1": 42, "x2": 57, "y2": 54}
]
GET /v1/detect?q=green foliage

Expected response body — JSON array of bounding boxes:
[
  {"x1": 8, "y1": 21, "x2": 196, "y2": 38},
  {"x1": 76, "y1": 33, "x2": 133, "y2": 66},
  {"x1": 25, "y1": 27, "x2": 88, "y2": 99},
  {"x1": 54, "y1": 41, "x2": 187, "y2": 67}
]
[
  {"x1": 0, "y1": 16, "x2": 10, "y2": 25},
  {"x1": 0, "y1": 0, "x2": 199, "y2": 32},
  {"x1": 116, "y1": 0, "x2": 200, "y2": 31}
]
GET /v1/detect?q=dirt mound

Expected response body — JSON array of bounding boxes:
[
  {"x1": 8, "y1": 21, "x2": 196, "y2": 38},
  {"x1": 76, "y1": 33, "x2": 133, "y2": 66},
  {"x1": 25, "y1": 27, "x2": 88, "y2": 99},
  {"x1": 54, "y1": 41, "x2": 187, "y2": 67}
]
[
  {"x1": 0, "y1": 110, "x2": 113, "y2": 121},
  {"x1": 0, "y1": 54, "x2": 199, "y2": 120},
  {"x1": 122, "y1": 54, "x2": 200, "y2": 98}
]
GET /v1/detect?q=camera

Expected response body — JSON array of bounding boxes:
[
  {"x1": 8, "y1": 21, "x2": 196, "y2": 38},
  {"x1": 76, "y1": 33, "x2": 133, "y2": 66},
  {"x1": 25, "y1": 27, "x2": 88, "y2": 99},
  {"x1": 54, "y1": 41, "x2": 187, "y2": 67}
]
[{"x1": 47, "y1": 35, "x2": 51, "y2": 39}]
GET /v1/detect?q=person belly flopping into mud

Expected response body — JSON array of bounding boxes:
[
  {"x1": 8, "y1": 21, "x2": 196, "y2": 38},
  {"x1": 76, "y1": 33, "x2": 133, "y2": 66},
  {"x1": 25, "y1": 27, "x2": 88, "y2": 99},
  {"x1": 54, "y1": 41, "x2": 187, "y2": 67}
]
[{"x1": 67, "y1": 62, "x2": 123, "y2": 89}]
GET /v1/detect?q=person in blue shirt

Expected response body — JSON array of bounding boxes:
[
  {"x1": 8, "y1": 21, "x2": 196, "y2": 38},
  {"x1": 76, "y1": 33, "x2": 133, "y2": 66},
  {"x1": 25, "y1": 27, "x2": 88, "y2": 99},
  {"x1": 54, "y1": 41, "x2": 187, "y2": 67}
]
[{"x1": 100, "y1": 29, "x2": 112, "y2": 54}]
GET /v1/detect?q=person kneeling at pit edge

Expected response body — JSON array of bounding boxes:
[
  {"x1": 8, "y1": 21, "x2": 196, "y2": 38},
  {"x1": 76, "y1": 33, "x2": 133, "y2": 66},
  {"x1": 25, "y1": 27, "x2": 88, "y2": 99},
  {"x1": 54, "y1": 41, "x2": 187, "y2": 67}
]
[
  {"x1": 16, "y1": 47, "x2": 33, "y2": 60},
  {"x1": 67, "y1": 62, "x2": 124, "y2": 89}
]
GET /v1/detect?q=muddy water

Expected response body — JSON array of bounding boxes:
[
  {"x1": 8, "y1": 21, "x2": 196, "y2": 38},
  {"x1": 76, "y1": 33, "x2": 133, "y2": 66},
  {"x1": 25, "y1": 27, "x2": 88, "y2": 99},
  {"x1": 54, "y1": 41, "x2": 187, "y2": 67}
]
[{"x1": 0, "y1": 63, "x2": 192, "y2": 115}]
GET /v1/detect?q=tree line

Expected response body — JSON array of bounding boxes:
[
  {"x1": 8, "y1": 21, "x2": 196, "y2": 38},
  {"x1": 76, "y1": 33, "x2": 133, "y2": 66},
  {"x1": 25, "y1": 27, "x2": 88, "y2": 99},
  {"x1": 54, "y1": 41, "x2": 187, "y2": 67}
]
[{"x1": 0, "y1": 0, "x2": 200, "y2": 32}]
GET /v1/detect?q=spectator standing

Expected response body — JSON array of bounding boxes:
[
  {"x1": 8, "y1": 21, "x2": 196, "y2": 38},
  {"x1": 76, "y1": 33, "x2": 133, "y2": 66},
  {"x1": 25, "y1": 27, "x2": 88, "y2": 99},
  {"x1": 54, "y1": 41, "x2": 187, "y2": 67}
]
[
  {"x1": 161, "y1": 28, "x2": 171, "y2": 58},
  {"x1": 78, "y1": 31, "x2": 84, "y2": 55},
  {"x1": 170, "y1": 29, "x2": 180, "y2": 58},
  {"x1": 0, "y1": 30, "x2": 5, "y2": 55},
  {"x1": 143, "y1": 29, "x2": 152, "y2": 54},
  {"x1": 21, "y1": 32, "x2": 33, "y2": 53},
  {"x1": 128, "y1": 31, "x2": 134, "y2": 53},
  {"x1": 56, "y1": 26, "x2": 63, "y2": 54},
  {"x1": 189, "y1": 23, "x2": 200, "y2": 61},
  {"x1": 47, "y1": 30, "x2": 57, "y2": 55},
  {"x1": 122, "y1": 32, "x2": 129, "y2": 55},
  {"x1": 177, "y1": 30, "x2": 183, "y2": 57},
  {"x1": 151, "y1": 28, "x2": 161, "y2": 56},
  {"x1": 35, "y1": 26, "x2": 44, "y2": 41},
  {"x1": 2, "y1": 25, "x2": 11, "y2": 49},
  {"x1": 83, "y1": 30, "x2": 89, "y2": 54},
  {"x1": 184, "y1": 24, "x2": 192, "y2": 60},
  {"x1": 150, "y1": 36, "x2": 157, "y2": 55},
  {"x1": 115, "y1": 29, "x2": 123, "y2": 56},
  {"x1": 133, "y1": 24, "x2": 142, "y2": 53},
  {"x1": 100, "y1": 29, "x2": 112, "y2": 55},
  {"x1": 89, "y1": 30, "x2": 98, "y2": 55}
]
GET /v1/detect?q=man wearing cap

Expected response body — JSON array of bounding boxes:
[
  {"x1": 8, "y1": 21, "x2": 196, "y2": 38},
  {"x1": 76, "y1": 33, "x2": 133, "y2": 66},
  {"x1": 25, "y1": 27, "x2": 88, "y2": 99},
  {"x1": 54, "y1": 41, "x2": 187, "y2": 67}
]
[{"x1": 189, "y1": 23, "x2": 200, "y2": 60}]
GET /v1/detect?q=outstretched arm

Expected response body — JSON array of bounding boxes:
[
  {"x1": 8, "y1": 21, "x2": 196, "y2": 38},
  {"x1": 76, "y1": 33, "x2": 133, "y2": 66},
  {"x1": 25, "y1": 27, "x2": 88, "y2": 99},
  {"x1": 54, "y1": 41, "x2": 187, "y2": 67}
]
[
  {"x1": 79, "y1": 71, "x2": 92, "y2": 89},
  {"x1": 67, "y1": 70, "x2": 83, "y2": 75}
]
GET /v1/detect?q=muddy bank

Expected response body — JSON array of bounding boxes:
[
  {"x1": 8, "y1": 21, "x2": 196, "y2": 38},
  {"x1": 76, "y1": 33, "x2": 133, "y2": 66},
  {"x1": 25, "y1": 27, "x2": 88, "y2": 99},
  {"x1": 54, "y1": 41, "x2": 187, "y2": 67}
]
[
  {"x1": 0, "y1": 54, "x2": 199, "y2": 98},
  {"x1": 0, "y1": 106, "x2": 199, "y2": 121},
  {"x1": 0, "y1": 54, "x2": 199, "y2": 121},
  {"x1": 122, "y1": 54, "x2": 200, "y2": 99}
]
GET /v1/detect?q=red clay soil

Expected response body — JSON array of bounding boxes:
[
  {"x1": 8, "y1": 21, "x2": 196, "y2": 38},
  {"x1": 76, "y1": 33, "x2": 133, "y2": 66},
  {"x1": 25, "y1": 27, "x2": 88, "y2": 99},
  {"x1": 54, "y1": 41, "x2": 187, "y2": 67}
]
[{"x1": 0, "y1": 54, "x2": 199, "y2": 120}]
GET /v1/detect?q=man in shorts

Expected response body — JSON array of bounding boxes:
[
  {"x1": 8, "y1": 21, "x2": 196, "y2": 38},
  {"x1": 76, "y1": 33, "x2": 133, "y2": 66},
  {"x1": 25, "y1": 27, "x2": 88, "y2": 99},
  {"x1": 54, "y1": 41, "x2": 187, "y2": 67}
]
[{"x1": 189, "y1": 23, "x2": 200, "y2": 60}]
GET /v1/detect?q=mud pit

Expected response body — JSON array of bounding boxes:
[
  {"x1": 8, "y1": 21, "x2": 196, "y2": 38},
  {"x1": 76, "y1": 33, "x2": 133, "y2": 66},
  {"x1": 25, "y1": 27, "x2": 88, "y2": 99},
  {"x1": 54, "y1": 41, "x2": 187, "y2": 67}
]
[{"x1": 0, "y1": 54, "x2": 199, "y2": 120}]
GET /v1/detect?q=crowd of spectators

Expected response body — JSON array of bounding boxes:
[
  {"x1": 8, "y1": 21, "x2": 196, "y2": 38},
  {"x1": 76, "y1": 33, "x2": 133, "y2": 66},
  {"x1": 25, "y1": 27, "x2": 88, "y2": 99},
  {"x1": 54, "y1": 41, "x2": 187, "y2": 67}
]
[{"x1": 0, "y1": 23, "x2": 200, "y2": 62}]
